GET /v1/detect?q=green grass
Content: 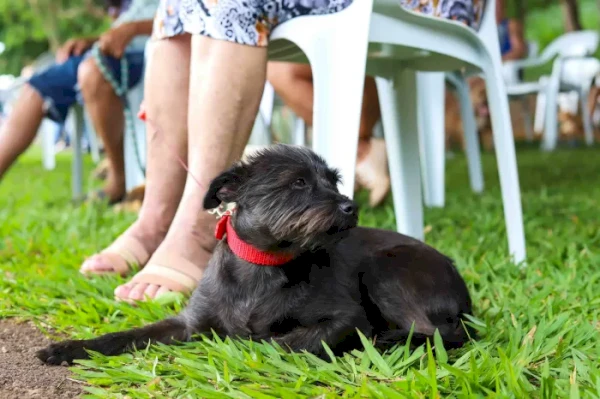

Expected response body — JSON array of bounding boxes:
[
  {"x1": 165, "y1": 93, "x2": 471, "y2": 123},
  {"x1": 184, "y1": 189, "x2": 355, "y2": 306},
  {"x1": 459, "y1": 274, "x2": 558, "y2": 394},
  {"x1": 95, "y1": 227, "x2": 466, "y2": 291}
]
[{"x1": 1, "y1": 146, "x2": 600, "y2": 398}]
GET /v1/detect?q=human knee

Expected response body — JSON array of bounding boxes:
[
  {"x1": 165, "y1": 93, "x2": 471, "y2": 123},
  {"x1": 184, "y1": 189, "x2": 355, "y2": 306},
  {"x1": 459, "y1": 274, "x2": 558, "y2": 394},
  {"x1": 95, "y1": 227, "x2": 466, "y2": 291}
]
[
  {"x1": 77, "y1": 58, "x2": 111, "y2": 99},
  {"x1": 20, "y1": 83, "x2": 44, "y2": 103}
]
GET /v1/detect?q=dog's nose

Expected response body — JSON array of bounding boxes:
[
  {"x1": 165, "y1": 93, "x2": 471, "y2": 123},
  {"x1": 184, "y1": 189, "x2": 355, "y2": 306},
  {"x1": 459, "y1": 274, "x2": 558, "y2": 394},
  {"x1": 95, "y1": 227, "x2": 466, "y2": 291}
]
[{"x1": 339, "y1": 201, "x2": 357, "y2": 215}]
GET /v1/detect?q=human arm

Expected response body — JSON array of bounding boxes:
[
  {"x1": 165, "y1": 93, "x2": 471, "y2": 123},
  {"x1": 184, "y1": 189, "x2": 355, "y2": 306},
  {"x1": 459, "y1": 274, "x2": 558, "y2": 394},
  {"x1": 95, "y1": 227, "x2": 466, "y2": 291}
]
[
  {"x1": 56, "y1": 38, "x2": 98, "y2": 63},
  {"x1": 98, "y1": 19, "x2": 154, "y2": 58}
]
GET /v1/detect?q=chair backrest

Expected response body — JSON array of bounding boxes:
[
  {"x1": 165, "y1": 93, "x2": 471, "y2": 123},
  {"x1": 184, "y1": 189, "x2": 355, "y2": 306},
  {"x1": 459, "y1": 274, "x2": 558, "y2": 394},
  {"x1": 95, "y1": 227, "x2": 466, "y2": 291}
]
[{"x1": 540, "y1": 30, "x2": 599, "y2": 61}]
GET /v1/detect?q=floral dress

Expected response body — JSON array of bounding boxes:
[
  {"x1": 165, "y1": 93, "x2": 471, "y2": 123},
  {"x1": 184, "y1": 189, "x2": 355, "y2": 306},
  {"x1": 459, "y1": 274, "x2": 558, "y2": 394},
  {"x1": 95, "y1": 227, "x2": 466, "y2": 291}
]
[{"x1": 153, "y1": 0, "x2": 486, "y2": 47}]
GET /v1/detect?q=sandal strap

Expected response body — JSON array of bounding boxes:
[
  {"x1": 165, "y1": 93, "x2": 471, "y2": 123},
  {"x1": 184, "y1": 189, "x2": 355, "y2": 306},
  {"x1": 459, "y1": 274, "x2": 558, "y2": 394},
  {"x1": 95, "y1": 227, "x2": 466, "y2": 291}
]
[
  {"x1": 131, "y1": 256, "x2": 203, "y2": 294},
  {"x1": 101, "y1": 236, "x2": 151, "y2": 275}
]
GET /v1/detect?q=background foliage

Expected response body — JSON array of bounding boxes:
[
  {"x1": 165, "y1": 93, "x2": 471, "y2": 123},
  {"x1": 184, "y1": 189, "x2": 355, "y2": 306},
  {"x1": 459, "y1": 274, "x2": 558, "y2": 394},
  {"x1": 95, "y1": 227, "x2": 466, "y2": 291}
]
[
  {"x1": 519, "y1": 0, "x2": 600, "y2": 49},
  {"x1": 0, "y1": 0, "x2": 109, "y2": 75}
]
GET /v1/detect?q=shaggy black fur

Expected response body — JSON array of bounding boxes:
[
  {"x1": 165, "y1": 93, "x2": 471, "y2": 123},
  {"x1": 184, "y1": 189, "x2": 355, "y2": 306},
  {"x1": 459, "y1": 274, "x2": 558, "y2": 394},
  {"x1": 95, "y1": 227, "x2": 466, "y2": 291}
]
[{"x1": 37, "y1": 144, "x2": 474, "y2": 365}]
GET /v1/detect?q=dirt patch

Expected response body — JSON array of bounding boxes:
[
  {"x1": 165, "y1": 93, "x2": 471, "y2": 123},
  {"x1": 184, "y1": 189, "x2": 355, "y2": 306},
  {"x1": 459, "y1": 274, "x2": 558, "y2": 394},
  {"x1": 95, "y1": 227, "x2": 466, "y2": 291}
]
[{"x1": 0, "y1": 319, "x2": 83, "y2": 399}]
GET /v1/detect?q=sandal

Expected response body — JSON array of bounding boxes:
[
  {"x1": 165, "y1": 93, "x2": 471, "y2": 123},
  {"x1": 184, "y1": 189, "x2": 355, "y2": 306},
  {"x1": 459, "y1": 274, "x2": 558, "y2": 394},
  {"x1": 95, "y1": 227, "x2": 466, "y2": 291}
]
[
  {"x1": 128, "y1": 254, "x2": 204, "y2": 295},
  {"x1": 114, "y1": 254, "x2": 205, "y2": 302},
  {"x1": 80, "y1": 235, "x2": 151, "y2": 276}
]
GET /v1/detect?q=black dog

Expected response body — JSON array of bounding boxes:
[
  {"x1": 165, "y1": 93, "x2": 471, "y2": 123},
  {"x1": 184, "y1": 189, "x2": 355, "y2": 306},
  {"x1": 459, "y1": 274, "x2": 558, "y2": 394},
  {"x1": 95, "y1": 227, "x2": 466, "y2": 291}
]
[{"x1": 37, "y1": 145, "x2": 473, "y2": 365}]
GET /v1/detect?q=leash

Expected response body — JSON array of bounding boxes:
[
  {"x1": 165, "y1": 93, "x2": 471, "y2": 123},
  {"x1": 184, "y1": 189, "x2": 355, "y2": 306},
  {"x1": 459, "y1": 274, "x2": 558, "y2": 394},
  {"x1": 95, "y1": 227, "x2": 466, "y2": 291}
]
[{"x1": 90, "y1": 43, "x2": 146, "y2": 176}]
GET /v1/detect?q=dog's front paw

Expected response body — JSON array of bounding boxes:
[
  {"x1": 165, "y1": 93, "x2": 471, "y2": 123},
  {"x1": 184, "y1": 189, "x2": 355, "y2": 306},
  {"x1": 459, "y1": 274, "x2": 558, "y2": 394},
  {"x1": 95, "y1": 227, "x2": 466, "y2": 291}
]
[{"x1": 36, "y1": 340, "x2": 88, "y2": 365}]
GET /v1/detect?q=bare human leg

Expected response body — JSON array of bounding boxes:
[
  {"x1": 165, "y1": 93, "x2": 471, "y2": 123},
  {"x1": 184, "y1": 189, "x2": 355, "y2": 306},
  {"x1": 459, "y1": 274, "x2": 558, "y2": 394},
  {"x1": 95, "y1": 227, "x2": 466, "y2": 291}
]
[
  {"x1": 0, "y1": 85, "x2": 45, "y2": 179},
  {"x1": 78, "y1": 57, "x2": 126, "y2": 202},
  {"x1": 115, "y1": 36, "x2": 267, "y2": 301},
  {"x1": 80, "y1": 35, "x2": 191, "y2": 277}
]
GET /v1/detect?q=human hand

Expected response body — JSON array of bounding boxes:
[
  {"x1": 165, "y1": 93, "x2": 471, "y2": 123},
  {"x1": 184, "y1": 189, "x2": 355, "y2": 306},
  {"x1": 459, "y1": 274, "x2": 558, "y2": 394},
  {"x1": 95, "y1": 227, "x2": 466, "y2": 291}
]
[
  {"x1": 56, "y1": 38, "x2": 95, "y2": 63},
  {"x1": 98, "y1": 24, "x2": 137, "y2": 59}
]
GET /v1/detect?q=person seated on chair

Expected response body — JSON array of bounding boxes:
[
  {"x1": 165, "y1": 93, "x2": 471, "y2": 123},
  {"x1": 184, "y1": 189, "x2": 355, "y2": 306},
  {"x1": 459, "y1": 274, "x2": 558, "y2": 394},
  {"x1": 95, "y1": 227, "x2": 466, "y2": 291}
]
[{"x1": 0, "y1": 0, "x2": 158, "y2": 204}]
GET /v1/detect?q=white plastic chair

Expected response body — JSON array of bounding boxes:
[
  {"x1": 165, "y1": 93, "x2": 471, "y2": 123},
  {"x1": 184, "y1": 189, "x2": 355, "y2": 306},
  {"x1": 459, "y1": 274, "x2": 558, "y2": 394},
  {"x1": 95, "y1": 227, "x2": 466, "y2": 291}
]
[
  {"x1": 443, "y1": 72, "x2": 485, "y2": 196},
  {"x1": 409, "y1": 72, "x2": 484, "y2": 209},
  {"x1": 267, "y1": 0, "x2": 526, "y2": 263},
  {"x1": 502, "y1": 41, "x2": 539, "y2": 84},
  {"x1": 421, "y1": 40, "x2": 541, "y2": 208},
  {"x1": 503, "y1": 31, "x2": 599, "y2": 150},
  {"x1": 502, "y1": 41, "x2": 539, "y2": 142}
]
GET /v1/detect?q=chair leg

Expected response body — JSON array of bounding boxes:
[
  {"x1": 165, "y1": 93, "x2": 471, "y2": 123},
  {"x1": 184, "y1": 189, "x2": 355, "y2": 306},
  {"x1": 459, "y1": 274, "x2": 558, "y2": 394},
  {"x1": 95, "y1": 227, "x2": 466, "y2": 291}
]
[
  {"x1": 580, "y1": 86, "x2": 594, "y2": 146},
  {"x1": 249, "y1": 83, "x2": 274, "y2": 146},
  {"x1": 376, "y1": 70, "x2": 424, "y2": 241},
  {"x1": 69, "y1": 107, "x2": 84, "y2": 201},
  {"x1": 542, "y1": 62, "x2": 562, "y2": 151},
  {"x1": 292, "y1": 117, "x2": 306, "y2": 146},
  {"x1": 533, "y1": 84, "x2": 546, "y2": 136},
  {"x1": 483, "y1": 64, "x2": 526, "y2": 264},
  {"x1": 453, "y1": 73, "x2": 484, "y2": 194},
  {"x1": 521, "y1": 97, "x2": 534, "y2": 143},
  {"x1": 41, "y1": 120, "x2": 57, "y2": 171},
  {"x1": 260, "y1": 82, "x2": 275, "y2": 128},
  {"x1": 418, "y1": 72, "x2": 445, "y2": 208},
  {"x1": 308, "y1": 49, "x2": 366, "y2": 198},
  {"x1": 84, "y1": 111, "x2": 101, "y2": 163}
]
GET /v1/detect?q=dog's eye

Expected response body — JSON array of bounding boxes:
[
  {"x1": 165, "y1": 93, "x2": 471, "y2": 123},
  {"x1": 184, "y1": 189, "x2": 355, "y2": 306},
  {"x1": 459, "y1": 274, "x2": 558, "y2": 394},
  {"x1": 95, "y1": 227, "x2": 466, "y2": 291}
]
[{"x1": 292, "y1": 178, "x2": 307, "y2": 189}]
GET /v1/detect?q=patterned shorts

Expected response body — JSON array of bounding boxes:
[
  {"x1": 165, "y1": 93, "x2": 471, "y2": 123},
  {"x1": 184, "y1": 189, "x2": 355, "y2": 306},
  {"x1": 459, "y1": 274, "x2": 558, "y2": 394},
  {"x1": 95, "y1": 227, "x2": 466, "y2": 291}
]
[{"x1": 154, "y1": 0, "x2": 486, "y2": 47}]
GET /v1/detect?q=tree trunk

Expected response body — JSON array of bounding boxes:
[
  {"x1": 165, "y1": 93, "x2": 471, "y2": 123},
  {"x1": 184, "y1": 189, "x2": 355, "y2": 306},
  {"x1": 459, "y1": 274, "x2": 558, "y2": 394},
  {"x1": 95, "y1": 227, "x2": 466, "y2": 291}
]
[
  {"x1": 27, "y1": 0, "x2": 61, "y2": 50},
  {"x1": 562, "y1": 0, "x2": 583, "y2": 31}
]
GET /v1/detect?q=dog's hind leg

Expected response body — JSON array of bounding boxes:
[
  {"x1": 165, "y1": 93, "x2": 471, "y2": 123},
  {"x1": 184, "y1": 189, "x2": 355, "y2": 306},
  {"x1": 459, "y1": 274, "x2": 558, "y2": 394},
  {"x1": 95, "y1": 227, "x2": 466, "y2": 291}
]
[
  {"x1": 272, "y1": 305, "x2": 372, "y2": 358},
  {"x1": 372, "y1": 303, "x2": 471, "y2": 350},
  {"x1": 37, "y1": 317, "x2": 191, "y2": 365},
  {"x1": 375, "y1": 322, "x2": 470, "y2": 352}
]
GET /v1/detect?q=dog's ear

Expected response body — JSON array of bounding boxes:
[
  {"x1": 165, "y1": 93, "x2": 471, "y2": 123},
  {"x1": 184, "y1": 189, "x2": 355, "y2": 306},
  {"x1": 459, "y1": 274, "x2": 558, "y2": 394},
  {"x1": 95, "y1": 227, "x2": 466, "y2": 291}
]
[{"x1": 203, "y1": 164, "x2": 247, "y2": 209}]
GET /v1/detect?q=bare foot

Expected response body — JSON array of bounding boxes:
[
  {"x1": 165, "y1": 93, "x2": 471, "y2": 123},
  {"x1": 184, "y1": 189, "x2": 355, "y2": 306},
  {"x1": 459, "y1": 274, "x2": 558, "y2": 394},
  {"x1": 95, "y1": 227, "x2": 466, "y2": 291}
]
[
  {"x1": 357, "y1": 138, "x2": 371, "y2": 162},
  {"x1": 114, "y1": 204, "x2": 217, "y2": 302},
  {"x1": 355, "y1": 138, "x2": 390, "y2": 207}
]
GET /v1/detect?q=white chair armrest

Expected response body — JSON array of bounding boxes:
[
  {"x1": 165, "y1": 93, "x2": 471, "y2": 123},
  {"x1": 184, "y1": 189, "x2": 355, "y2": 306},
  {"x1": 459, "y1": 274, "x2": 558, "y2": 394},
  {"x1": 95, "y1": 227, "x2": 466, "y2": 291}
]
[{"x1": 503, "y1": 58, "x2": 545, "y2": 71}]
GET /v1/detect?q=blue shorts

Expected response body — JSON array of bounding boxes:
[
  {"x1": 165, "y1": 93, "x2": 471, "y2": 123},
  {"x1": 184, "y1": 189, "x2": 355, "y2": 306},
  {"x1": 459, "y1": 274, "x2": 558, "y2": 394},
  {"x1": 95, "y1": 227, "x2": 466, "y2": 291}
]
[{"x1": 28, "y1": 50, "x2": 145, "y2": 123}]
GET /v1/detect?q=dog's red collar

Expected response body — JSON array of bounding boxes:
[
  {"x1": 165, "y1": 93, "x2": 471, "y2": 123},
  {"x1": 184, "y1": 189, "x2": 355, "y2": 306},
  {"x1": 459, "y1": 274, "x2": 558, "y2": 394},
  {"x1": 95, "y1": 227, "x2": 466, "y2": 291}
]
[{"x1": 215, "y1": 213, "x2": 294, "y2": 266}]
